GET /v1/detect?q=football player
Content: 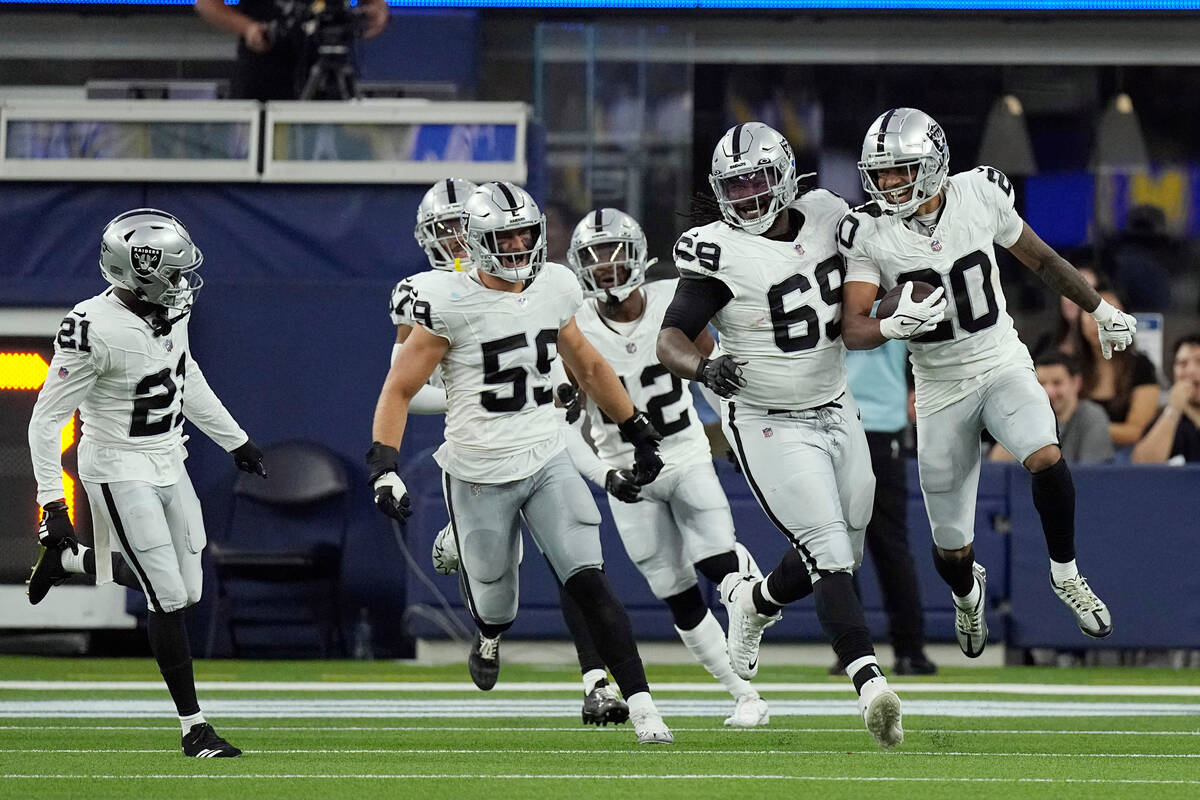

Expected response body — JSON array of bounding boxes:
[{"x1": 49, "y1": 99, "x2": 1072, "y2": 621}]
[
  {"x1": 839, "y1": 108, "x2": 1129, "y2": 657},
  {"x1": 368, "y1": 181, "x2": 673, "y2": 744},
  {"x1": 561, "y1": 207, "x2": 770, "y2": 727},
  {"x1": 26, "y1": 209, "x2": 265, "y2": 758},
  {"x1": 392, "y1": 178, "x2": 628, "y2": 727},
  {"x1": 658, "y1": 122, "x2": 903, "y2": 750}
]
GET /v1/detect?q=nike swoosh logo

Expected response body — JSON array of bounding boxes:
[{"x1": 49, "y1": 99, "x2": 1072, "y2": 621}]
[
  {"x1": 72, "y1": 311, "x2": 86, "y2": 318},
  {"x1": 748, "y1": 657, "x2": 757, "y2": 671}
]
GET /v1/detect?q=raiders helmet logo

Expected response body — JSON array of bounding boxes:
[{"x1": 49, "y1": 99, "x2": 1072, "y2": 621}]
[{"x1": 130, "y1": 245, "x2": 163, "y2": 276}]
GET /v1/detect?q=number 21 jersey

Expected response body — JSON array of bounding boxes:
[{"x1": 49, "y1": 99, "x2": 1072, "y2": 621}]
[
  {"x1": 674, "y1": 188, "x2": 849, "y2": 410},
  {"x1": 839, "y1": 166, "x2": 1033, "y2": 413}
]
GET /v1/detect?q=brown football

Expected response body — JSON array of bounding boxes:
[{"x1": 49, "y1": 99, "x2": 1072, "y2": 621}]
[{"x1": 876, "y1": 281, "x2": 938, "y2": 319}]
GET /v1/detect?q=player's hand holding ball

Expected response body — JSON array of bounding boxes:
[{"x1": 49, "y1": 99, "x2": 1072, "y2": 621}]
[{"x1": 876, "y1": 281, "x2": 947, "y2": 340}]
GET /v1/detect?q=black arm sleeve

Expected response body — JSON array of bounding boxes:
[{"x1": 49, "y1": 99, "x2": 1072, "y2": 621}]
[{"x1": 660, "y1": 275, "x2": 733, "y2": 340}]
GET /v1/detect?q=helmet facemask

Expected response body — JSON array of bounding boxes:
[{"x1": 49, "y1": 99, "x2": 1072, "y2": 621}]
[
  {"x1": 417, "y1": 215, "x2": 473, "y2": 271},
  {"x1": 858, "y1": 109, "x2": 950, "y2": 218},
  {"x1": 709, "y1": 123, "x2": 798, "y2": 236},
  {"x1": 471, "y1": 219, "x2": 547, "y2": 283}
]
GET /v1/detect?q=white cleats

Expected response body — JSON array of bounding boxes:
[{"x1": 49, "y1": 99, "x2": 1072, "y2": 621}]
[
  {"x1": 1051, "y1": 572, "x2": 1113, "y2": 639},
  {"x1": 630, "y1": 707, "x2": 674, "y2": 744},
  {"x1": 431, "y1": 523, "x2": 459, "y2": 575},
  {"x1": 954, "y1": 562, "x2": 988, "y2": 658},
  {"x1": 719, "y1": 573, "x2": 780, "y2": 680},
  {"x1": 723, "y1": 692, "x2": 770, "y2": 727},
  {"x1": 858, "y1": 677, "x2": 903, "y2": 750}
]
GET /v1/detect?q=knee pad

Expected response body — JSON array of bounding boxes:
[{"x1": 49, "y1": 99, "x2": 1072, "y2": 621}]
[{"x1": 459, "y1": 528, "x2": 516, "y2": 583}]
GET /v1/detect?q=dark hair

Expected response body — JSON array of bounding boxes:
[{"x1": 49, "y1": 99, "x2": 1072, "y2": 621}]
[
  {"x1": 1035, "y1": 350, "x2": 1081, "y2": 376},
  {"x1": 1172, "y1": 332, "x2": 1200, "y2": 361}
]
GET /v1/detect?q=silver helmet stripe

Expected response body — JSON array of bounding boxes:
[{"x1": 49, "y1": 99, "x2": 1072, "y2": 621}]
[
  {"x1": 876, "y1": 108, "x2": 898, "y2": 154},
  {"x1": 731, "y1": 122, "x2": 746, "y2": 156},
  {"x1": 445, "y1": 177, "x2": 457, "y2": 204},
  {"x1": 592, "y1": 208, "x2": 603, "y2": 230},
  {"x1": 495, "y1": 181, "x2": 520, "y2": 214}
]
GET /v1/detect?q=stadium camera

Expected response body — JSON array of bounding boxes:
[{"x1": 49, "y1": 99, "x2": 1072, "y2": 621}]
[{"x1": 267, "y1": 0, "x2": 366, "y2": 100}]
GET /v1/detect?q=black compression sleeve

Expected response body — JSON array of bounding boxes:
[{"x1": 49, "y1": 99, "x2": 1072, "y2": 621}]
[{"x1": 660, "y1": 275, "x2": 733, "y2": 340}]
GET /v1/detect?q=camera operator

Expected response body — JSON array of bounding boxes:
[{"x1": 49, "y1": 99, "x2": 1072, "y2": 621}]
[{"x1": 195, "y1": 0, "x2": 388, "y2": 101}]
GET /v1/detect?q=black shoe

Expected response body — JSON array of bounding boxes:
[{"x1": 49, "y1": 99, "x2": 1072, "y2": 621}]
[
  {"x1": 181, "y1": 723, "x2": 242, "y2": 758},
  {"x1": 468, "y1": 632, "x2": 500, "y2": 691},
  {"x1": 27, "y1": 546, "x2": 70, "y2": 606},
  {"x1": 581, "y1": 679, "x2": 629, "y2": 726},
  {"x1": 828, "y1": 660, "x2": 842, "y2": 676},
  {"x1": 893, "y1": 654, "x2": 938, "y2": 676}
]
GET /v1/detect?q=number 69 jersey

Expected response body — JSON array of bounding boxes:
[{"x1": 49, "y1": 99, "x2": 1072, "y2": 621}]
[
  {"x1": 839, "y1": 166, "x2": 1033, "y2": 413},
  {"x1": 29, "y1": 289, "x2": 247, "y2": 505},
  {"x1": 674, "y1": 188, "x2": 849, "y2": 410},
  {"x1": 407, "y1": 263, "x2": 583, "y2": 484},
  {"x1": 575, "y1": 279, "x2": 711, "y2": 469}
]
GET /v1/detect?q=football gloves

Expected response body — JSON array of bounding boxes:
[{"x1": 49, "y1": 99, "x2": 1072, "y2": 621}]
[
  {"x1": 231, "y1": 439, "x2": 267, "y2": 477},
  {"x1": 556, "y1": 382, "x2": 583, "y2": 425},
  {"x1": 367, "y1": 441, "x2": 412, "y2": 521},
  {"x1": 695, "y1": 354, "x2": 748, "y2": 398},
  {"x1": 878, "y1": 283, "x2": 948, "y2": 340},
  {"x1": 38, "y1": 500, "x2": 78, "y2": 554},
  {"x1": 617, "y1": 411, "x2": 663, "y2": 485},
  {"x1": 1090, "y1": 299, "x2": 1137, "y2": 360},
  {"x1": 605, "y1": 468, "x2": 642, "y2": 503}
]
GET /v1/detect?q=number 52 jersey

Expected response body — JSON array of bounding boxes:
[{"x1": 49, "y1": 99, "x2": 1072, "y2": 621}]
[
  {"x1": 29, "y1": 289, "x2": 247, "y2": 505},
  {"x1": 674, "y1": 188, "x2": 849, "y2": 410},
  {"x1": 839, "y1": 166, "x2": 1033, "y2": 412}
]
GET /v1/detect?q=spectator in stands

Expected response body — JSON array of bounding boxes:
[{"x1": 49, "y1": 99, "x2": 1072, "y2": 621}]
[
  {"x1": 991, "y1": 351, "x2": 1114, "y2": 464},
  {"x1": 1078, "y1": 287, "x2": 1160, "y2": 447},
  {"x1": 195, "y1": 0, "x2": 388, "y2": 101},
  {"x1": 844, "y1": 340, "x2": 936, "y2": 676},
  {"x1": 1131, "y1": 333, "x2": 1200, "y2": 464},
  {"x1": 1031, "y1": 265, "x2": 1099, "y2": 360},
  {"x1": 1104, "y1": 204, "x2": 1173, "y2": 313}
]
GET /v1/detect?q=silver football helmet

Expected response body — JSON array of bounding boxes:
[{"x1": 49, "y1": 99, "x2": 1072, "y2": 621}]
[
  {"x1": 567, "y1": 208, "x2": 655, "y2": 303},
  {"x1": 99, "y1": 208, "x2": 203, "y2": 311},
  {"x1": 709, "y1": 121, "x2": 797, "y2": 235},
  {"x1": 414, "y1": 177, "x2": 476, "y2": 271},
  {"x1": 858, "y1": 108, "x2": 950, "y2": 218},
  {"x1": 460, "y1": 181, "x2": 546, "y2": 283}
]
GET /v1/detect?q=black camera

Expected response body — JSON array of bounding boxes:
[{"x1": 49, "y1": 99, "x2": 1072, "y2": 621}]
[{"x1": 268, "y1": 0, "x2": 366, "y2": 100}]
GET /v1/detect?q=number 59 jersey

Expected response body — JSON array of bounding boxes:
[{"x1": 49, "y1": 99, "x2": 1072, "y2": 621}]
[
  {"x1": 839, "y1": 166, "x2": 1033, "y2": 412},
  {"x1": 408, "y1": 263, "x2": 583, "y2": 484},
  {"x1": 575, "y1": 279, "x2": 712, "y2": 469},
  {"x1": 674, "y1": 188, "x2": 849, "y2": 410},
  {"x1": 29, "y1": 289, "x2": 246, "y2": 504}
]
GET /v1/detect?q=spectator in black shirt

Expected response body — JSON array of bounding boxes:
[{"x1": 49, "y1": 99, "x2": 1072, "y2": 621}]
[
  {"x1": 1078, "y1": 287, "x2": 1160, "y2": 447},
  {"x1": 196, "y1": 0, "x2": 388, "y2": 101},
  {"x1": 1132, "y1": 333, "x2": 1200, "y2": 464}
]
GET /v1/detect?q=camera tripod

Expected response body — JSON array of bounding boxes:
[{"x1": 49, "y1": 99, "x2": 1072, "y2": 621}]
[{"x1": 299, "y1": 41, "x2": 358, "y2": 100}]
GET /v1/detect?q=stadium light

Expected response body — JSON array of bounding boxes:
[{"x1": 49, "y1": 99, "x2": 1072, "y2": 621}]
[
  {"x1": 1090, "y1": 93, "x2": 1150, "y2": 173},
  {"x1": 977, "y1": 95, "x2": 1037, "y2": 177}
]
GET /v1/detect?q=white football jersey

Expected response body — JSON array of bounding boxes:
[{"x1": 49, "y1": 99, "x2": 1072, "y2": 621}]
[
  {"x1": 29, "y1": 289, "x2": 246, "y2": 505},
  {"x1": 575, "y1": 279, "x2": 711, "y2": 469},
  {"x1": 840, "y1": 166, "x2": 1032, "y2": 412},
  {"x1": 674, "y1": 189, "x2": 849, "y2": 410},
  {"x1": 410, "y1": 263, "x2": 582, "y2": 483},
  {"x1": 390, "y1": 271, "x2": 444, "y2": 388}
]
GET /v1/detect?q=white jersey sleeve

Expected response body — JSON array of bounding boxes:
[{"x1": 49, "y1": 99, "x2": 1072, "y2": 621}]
[
  {"x1": 389, "y1": 277, "x2": 415, "y2": 327},
  {"x1": 838, "y1": 205, "x2": 886, "y2": 287},
  {"x1": 28, "y1": 311, "x2": 103, "y2": 505},
  {"x1": 970, "y1": 165, "x2": 1024, "y2": 248},
  {"x1": 180, "y1": 352, "x2": 248, "y2": 452}
]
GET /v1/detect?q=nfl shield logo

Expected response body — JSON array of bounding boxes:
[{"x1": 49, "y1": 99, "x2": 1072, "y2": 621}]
[
  {"x1": 931, "y1": 240, "x2": 943, "y2": 252},
  {"x1": 58, "y1": 366, "x2": 69, "y2": 379},
  {"x1": 625, "y1": 341, "x2": 637, "y2": 354},
  {"x1": 517, "y1": 296, "x2": 529, "y2": 307},
  {"x1": 163, "y1": 338, "x2": 173, "y2": 352},
  {"x1": 762, "y1": 427, "x2": 773, "y2": 438},
  {"x1": 793, "y1": 243, "x2": 805, "y2": 255}
]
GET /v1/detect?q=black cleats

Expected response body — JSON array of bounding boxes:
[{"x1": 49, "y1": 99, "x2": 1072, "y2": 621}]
[
  {"x1": 581, "y1": 679, "x2": 629, "y2": 726},
  {"x1": 893, "y1": 654, "x2": 938, "y2": 676},
  {"x1": 468, "y1": 632, "x2": 500, "y2": 691},
  {"x1": 27, "y1": 546, "x2": 69, "y2": 605},
  {"x1": 182, "y1": 723, "x2": 242, "y2": 758}
]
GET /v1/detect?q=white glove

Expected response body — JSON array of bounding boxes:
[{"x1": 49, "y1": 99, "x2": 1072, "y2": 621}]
[
  {"x1": 372, "y1": 471, "x2": 412, "y2": 521},
  {"x1": 879, "y1": 283, "x2": 948, "y2": 340},
  {"x1": 1091, "y1": 299, "x2": 1137, "y2": 360}
]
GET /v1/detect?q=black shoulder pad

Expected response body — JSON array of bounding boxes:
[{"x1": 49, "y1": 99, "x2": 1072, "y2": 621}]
[{"x1": 851, "y1": 201, "x2": 883, "y2": 218}]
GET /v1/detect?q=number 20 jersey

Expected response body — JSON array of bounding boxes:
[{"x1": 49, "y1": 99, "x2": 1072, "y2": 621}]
[
  {"x1": 408, "y1": 263, "x2": 583, "y2": 484},
  {"x1": 575, "y1": 279, "x2": 711, "y2": 469},
  {"x1": 674, "y1": 188, "x2": 849, "y2": 410},
  {"x1": 839, "y1": 166, "x2": 1032, "y2": 413}
]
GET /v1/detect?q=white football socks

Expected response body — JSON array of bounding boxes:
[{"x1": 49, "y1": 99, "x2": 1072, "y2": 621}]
[
  {"x1": 676, "y1": 611, "x2": 755, "y2": 699},
  {"x1": 1050, "y1": 559, "x2": 1079, "y2": 584},
  {"x1": 60, "y1": 546, "x2": 89, "y2": 574},
  {"x1": 582, "y1": 668, "x2": 607, "y2": 696},
  {"x1": 180, "y1": 711, "x2": 206, "y2": 734},
  {"x1": 953, "y1": 579, "x2": 981, "y2": 610},
  {"x1": 625, "y1": 691, "x2": 656, "y2": 716}
]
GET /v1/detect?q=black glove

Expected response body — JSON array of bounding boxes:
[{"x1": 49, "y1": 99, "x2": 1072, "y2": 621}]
[
  {"x1": 695, "y1": 355, "x2": 748, "y2": 398},
  {"x1": 38, "y1": 500, "x2": 78, "y2": 554},
  {"x1": 605, "y1": 468, "x2": 642, "y2": 503},
  {"x1": 366, "y1": 441, "x2": 412, "y2": 521},
  {"x1": 557, "y1": 382, "x2": 582, "y2": 425},
  {"x1": 617, "y1": 411, "x2": 664, "y2": 485},
  {"x1": 231, "y1": 440, "x2": 267, "y2": 477}
]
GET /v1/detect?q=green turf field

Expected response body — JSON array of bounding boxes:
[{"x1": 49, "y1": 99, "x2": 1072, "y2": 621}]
[{"x1": 1, "y1": 656, "x2": 1197, "y2": 799}]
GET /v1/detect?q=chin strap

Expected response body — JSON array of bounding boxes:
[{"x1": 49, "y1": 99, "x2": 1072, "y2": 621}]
[{"x1": 149, "y1": 308, "x2": 192, "y2": 337}]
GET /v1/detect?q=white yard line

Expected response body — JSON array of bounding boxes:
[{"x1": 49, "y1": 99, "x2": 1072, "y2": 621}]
[
  {"x1": 2, "y1": 724, "x2": 1198, "y2": 734},
  {"x1": 1, "y1": 773, "x2": 1197, "y2": 785},
  {"x1": 2, "y1": 747, "x2": 1197, "y2": 758},
  {"x1": 4, "y1": 680, "x2": 1199, "y2": 696},
  {"x1": 2, "y1": 698, "x2": 1198, "y2": 718}
]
